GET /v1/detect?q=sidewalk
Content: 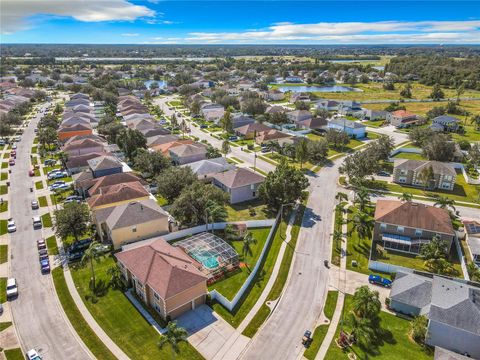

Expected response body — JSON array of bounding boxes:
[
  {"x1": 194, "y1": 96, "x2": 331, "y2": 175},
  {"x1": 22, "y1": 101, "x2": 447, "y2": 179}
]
[{"x1": 212, "y1": 208, "x2": 298, "y2": 360}]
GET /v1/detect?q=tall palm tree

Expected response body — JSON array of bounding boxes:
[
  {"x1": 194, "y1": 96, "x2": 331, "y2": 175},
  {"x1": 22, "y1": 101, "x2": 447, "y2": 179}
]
[
  {"x1": 434, "y1": 195, "x2": 456, "y2": 212},
  {"x1": 81, "y1": 241, "x2": 105, "y2": 293},
  {"x1": 346, "y1": 312, "x2": 375, "y2": 348},
  {"x1": 180, "y1": 119, "x2": 188, "y2": 139},
  {"x1": 295, "y1": 138, "x2": 309, "y2": 169},
  {"x1": 158, "y1": 321, "x2": 188, "y2": 360},
  {"x1": 106, "y1": 264, "x2": 124, "y2": 290},
  {"x1": 350, "y1": 211, "x2": 374, "y2": 240},
  {"x1": 335, "y1": 192, "x2": 348, "y2": 204},
  {"x1": 221, "y1": 140, "x2": 231, "y2": 156},
  {"x1": 205, "y1": 200, "x2": 227, "y2": 232},
  {"x1": 242, "y1": 232, "x2": 257, "y2": 259},
  {"x1": 333, "y1": 229, "x2": 343, "y2": 247},
  {"x1": 352, "y1": 285, "x2": 381, "y2": 319},
  {"x1": 398, "y1": 192, "x2": 413, "y2": 202},
  {"x1": 353, "y1": 187, "x2": 370, "y2": 212}
]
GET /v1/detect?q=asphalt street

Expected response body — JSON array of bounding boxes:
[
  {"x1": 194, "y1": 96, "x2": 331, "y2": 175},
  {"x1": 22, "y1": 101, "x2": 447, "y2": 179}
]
[{"x1": 9, "y1": 103, "x2": 91, "y2": 360}]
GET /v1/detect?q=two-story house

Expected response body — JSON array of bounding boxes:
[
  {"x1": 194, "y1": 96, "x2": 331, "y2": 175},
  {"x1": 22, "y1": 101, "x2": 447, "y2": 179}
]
[
  {"x1": 212, "y1": 168, "x2": 265, "y2": 204},
  {"x1": 393, "y1": 159, "x2": 456, "y2": 191}
]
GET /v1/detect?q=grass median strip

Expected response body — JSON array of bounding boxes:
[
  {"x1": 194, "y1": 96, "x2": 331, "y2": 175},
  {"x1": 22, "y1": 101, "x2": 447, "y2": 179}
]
[
  {"x1": 0, "y1": 245, "x2": 8, "y2": 264},
  {"x1": 38, "y1": 196, "x2": 48, "y2": 207},
  {"x1": 242, "y1": 201, "x2": 306, "y2": 337},
  {"x1": 0, "y1": 200, "x2": 7, "y2": 213},
  {"x1": 0, "y1": 321, "x2": 12, "y2": 332},
  {"x1": 35, "y1": 180, "x2": 44, "y2": 190},
  {"x1": 46, "y1": 235, "x2": 59, "y2": 256},
  {"x1": 52, "y1": 268, "x2": 117, "y2": 360},
  {"x1": 41, "y1": 213, "x2": 52, "y2": 228},
  {"x1": 4, "y1": 348, "x2": 24, "y2": 360}
]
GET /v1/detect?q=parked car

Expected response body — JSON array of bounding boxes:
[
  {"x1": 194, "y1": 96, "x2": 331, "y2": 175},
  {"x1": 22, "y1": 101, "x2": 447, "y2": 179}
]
[
  {"x1": 49, "y1": 181, "x2": 66, "y2": 191},
  {"x1": 8, "y1": 158, "x2": 15, "y2": 166},
  {"x1": 368, "y1": 274, "x2": 392, "y2": 288},
  {"x1": 200, "y1": 124, "x2": 208, "y2": 129},
  {"x1": 261, "y1": 147, "x2": 270, "y2": 153},
  {"x1": 29, "y1": 169, "x2": 35, "y2": 177},
  {"x1": 67, "y1": 252, "x2": 83, "y2": 263},
  {"x1": 31, "y1": 200, "x2": 39, "y2": 210},
  {"x1": 37, "y1": 239, "x2": 46, "y2": 250},
  {"x1": 33, "y1": 216, "x2": 42, "y2": 229},
  {"x1": 44, "y1": 159, "x2": 56, "y2": 166},
  {"x1": 10, "y1": 150, "x2": 16, "y2": 156},
  {"x1": 6, "y1": 278, "x2": 18, "y2": 299},
  {"x1": 7, "y1": 219, "x2": 16, "y2": 233},
  {"x1": 38, "y1": 248, "x2": 48, "y2": 257},
  {"x1": 54, "y1": 183, "x2": 71, "y2": 191},
  {"x1": 40, "y1": 259, "x2": 50, "y2": 273},
  {"x1": 228, "y1": 136, "x2": 238, "y2": 141},
  {"x1": 0, "y1": 139, "x2": 5, "y2": 146},
  {"x1": 302, "y1": 330, "x2": 312, "y2": 346},
  {"x1": 11, "y1": 144, "x2": 17, "y2": 150},
  {"x1": 47, "y1": 171, "x2": 68, "y2": 180},
  {"x1": 26, "y1": 349, "x2": 42, "y2": 360},
  {"x1": 376, "y1": 171, "x2": 390, "y2": 177},
  {"x1": 68, "y1": 238, "x2": 92, "y2": 253},
  {"x1": 64, "y1": 195, "x2": 83, "y2": 203}
]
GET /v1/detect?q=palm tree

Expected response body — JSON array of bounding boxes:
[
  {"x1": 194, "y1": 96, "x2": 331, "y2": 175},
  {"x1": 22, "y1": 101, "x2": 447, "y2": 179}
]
[
  {"x1": 346, "y1": 312, "x2": 375, "y2": 348},
  {"x1": 281, "y1": 143, "x2": 296, "y2": 161},
  {"x1": 470, "y1": 114, "x2": 480, "y2": 131},
  {"x1": 106, "y1": 264, "x2": 124, "y2": 290},
  {"x1": 221, "y1": 140, "x2": 231, "y2": 156},
  {"x1": 335, "y1": 192, "x2": 348, "y2": 204},
  {"x1": 434, "y1": 195, "x2": 456, "y2": 212},
  {"x1": 398, "y1": 192, "x2": 413, "y2": 202},
  {"x1": 353, "y1": 187, "x2": 370, "y2": 212},
  {"x1": 350, "y1": 211, "x2": 374, "y2": 240},
  {"x1": 158, "y1": 321, "x2": 188, "y2": 360},
  {"x1": 242, "y1": 232, "x2": 257, "y2": 260},
  {"x1": 295, "y1": 138, "x2": 309, "y2": 169},
  {"x1": 170, "y1": 113, "x2": 178, "y2": 129},
  {"x1": 352, "y1": 285, "x2": 381, "y2": 319},
  {"x1": 205, "y1": 200, "x2": 227, "y2": 232},
  {"x1": 81, "y1": 241, "x2": 105, "y2": 293},
  {"x1": 180, "y1": 119, "x2": 188, "y2": 139}
]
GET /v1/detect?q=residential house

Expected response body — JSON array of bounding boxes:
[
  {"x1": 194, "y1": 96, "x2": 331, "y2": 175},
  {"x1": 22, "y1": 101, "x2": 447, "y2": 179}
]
[
  {"x1": 237, "y1": 79, "x2": 255, "y2": 90},
  {"x1": 373, "y1": 200, "x2": 455, "y2": 254},
  {"x1": 328, "y1": 118, "x2": 366, "y2": 138},
  {"x1": 290, "y1": 92, "x2": 310, "y2": 104},
  {"x1": 87, "y1": 155, "x2": 123, "y2": 178},
  {"x1": 146, "y1": 134, "x2": 180, "y2": 148},
  {"x1": 393, "y1": 159, "x2": 456, "y2": 191},
  {"x1": 463, "y1": 220, "x2": 480, "y2": 267},
  {"x1": 66, "y1": 152, "x2": 109, "y2": 174},
  {"x1": 255, "y1": 129, "x2": 292, "y2": 145},
  {"x1": 234, "y1": 123, "x2": 271, "y2": 139},
  {"x1": 337, "y1": 101, "x2": 362, "y2": 116},
  {"x1": 361, "y1": 109, "x2": 388, "y2": 121},
  {"x1": 264, "y1": 89, "x2": 285, "y2": 101},
  {"x1": 286, "y1": 110, "x2": 312, "y2": 123},
  {"x1": 387, "y1": 110, "x2": 419, "y2": 128},
  {"x1": 265, "y1": 105, "x2": 286, "y2": 115},
  {"x1": 431, "y1": 115, "x2": 461, "y2": 133},
  {"x1": 87, "y1": 181, "x2": 150, "y2": 210},
  {"x1": 74, "y1": 171, "x2": 147, "y2": 198},
  {"x1": 116, "y1": 240, "x2": 207, "y2": 320},
  {"x1": 314, "y1": 99, "x2": 339, "y2": 112},
  {"x1": 201, "y1": 103, "x2": 225, "y2": 122},
  {"x1": 63, "y1": 137, "x2": 107, "y2": 156},
  {"x1": 58, "y1": 123, "x2": 93, "y2": 141},
  {"x1": 95, "y1": 199, "x2": 169, "y2": 249},
  {"x1": 231, "y1": 113, "x2": 256, "y2": 129},
  {"x1": 212, "y1": 168, "x2": 264, "y2": 204},
  {"x1": 389, "y1": 272, "x2": 480, "y2": 359},
  {"x1": 169, "y1": 143, "x2": 208, "y2": 165},
  {"x1": 182, "y1": 157, "x2": 235, "y2": 182},
  {"x1": 296, "y1": 117, "x2": 328, "y2": 131},
  {"x1": 152, "y1": 140, "x2": 194, "y2": 156}
]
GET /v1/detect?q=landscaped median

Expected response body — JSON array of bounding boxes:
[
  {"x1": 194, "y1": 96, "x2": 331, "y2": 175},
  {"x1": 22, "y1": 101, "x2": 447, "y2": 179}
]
[{"x1": 51, "y1": 268, "x2": 117, "y2": 360}]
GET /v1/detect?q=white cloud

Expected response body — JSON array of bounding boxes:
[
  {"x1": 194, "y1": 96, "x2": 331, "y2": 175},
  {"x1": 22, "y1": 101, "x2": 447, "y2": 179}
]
[
  {"x1": 121, "y1": 33, "x2": 139, "y2": 37},
  {"x1": 184, "y1": 20, "x2": 480, "y2": 44},
  {"x1": 1, "y1": 0, "x2": 155, "y2": 34}
]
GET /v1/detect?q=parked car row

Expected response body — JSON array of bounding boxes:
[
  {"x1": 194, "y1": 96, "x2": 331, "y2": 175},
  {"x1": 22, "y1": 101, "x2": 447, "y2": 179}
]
[{"x1": 37, "y1": 239, "x2": 50, "y2": 273}]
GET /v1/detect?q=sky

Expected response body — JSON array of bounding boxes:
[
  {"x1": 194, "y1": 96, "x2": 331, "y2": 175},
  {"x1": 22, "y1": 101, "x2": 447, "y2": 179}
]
[{"x1": 1, "y1": 1, "x2": 480, "y2": 44}]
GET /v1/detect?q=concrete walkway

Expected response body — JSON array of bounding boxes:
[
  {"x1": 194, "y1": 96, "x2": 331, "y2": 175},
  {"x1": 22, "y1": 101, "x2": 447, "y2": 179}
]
[
  {"x1": 212, "y1": 208, "x2": 298, "y2": 360},
  {"x1": 315, "y1": 203, "x2": 349, "y2": 360},
  {"x1": 63, "y1": 268, "x2": 130, "y2": 360}
]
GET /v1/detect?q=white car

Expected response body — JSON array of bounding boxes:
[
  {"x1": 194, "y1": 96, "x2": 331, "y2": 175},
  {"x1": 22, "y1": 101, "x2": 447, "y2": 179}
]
[
  {"x1": 7, "y1": 219, "x2": 16, "y2": 233},
  {"x1": 27, "y1": 349, "x2": 42, "y2": 360},
  {"x1": 6, "y1": 278, "x2": 18, "y2": 299}
]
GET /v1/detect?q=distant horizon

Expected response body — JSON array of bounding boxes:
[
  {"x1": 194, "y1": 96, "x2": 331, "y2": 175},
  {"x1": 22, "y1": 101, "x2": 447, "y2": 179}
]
[{"x1": 3, "y1": 43, "x2": 480, "y2": 47}]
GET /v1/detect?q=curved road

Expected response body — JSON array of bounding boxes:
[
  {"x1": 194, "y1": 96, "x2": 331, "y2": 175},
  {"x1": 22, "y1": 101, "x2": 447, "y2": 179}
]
[{"x1": 9, "y1": 102, "x2": 91, "y2": 360}]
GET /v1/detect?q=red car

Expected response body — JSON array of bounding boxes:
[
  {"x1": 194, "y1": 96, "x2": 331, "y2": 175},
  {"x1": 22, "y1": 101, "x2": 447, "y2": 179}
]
[
  {"x1": 29, "y1": 169, "x2": 34, "y2": 177},
  {"x1": 8, "y1": 159, "x2": 15, "y2": 166},
  {"x1": 10, "y1": 150, "x2": 16, "y2": 156}
]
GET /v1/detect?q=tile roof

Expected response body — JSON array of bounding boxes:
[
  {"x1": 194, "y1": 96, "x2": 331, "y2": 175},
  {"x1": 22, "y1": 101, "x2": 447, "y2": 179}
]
[
  {"x1": 115, "y1": 239, "x2": 207, "y2": 299},
  {"x1": 87, "y1": 172, "x2": 146, "y2": 196},
  {"x1": 87, "y1": 155, "x2": 122, "y2": 171},
  {"x1": 87, "y1": 181, "x2": 149, "y2": 208},
  {"x1": 391, "y1": 110, "x2": 416, "y2": 118},
  {"x1": 234, "y1": 122, "x2": 271, "y2": 135},
  {"x1": 182, "y1": 157, "x2": 235, "y2": 177},
  {"x1": 169, "y1": 143, "x2": 207, "y2": 157},
  {"x1": 102, "y1": 199, "x2": 168, "y2": 230},
  {"x1": 213, "y1": 167, "x2": 264, "y2": 189},
  {"x1": 375, "y1": 200, "x2": 454, "y2": 235}
]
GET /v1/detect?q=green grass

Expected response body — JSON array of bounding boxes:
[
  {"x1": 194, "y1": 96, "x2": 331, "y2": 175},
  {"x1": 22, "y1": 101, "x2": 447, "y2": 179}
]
[
  {"x1": 324, "y1": 295, "x2": 433, "y2": 360},
  {"x1": 242, "y1": 202, "x2": 306, "y2": 337},
  {"x1": 391, "y1": 151, "x2": 426, "y2": 161},
  {"x1": 0, "y1": 321, "x2": 12, "y2": 332},
  {"x1": 41, "y1": 213, "x2": 52, "y2": 228},
  {"x1": 31, "y1": 146, "x2": 38, "y2": 154},
  {"x1": 303, "y1": 290, "x2": 339, "y2": 360},
  {"x1": 226, "y1": 199, "x2": 272, "y2": 221},
  {"x1": 46, "y1": 235, "x2": 59, "y2": 256},
  {"x1": 230, "y1": 156, "x2": 244, "y2": 164},
  {"x1": 249, "y1": 167, "x2": 268, "y2": 176},
  {"x1": 70, "y1": 256, "x2": 203, "y2": 360},
  {"x1": 52, "y1": 268, "x2": 117, "y2": 360},
  {"x1": 209, "y1": 228, "x2": 271, "y2": 300},
  {"x1": 0, "y1": 277, "x2": 7, "y2": 303},
  {"x1": 0, "y1": 220, "x2": 6, "y2": 236},
  {"x1": 0, "y1": 245, "x2": 8, "y2": 264},
  {"x1": 4, "y1": 348, "x2": 24, "y2": 360},
  {"x1": 332, "y1": 203, "x2": 345, "y2": 266},
  {"x1": 0, "y1": 185, "x2": 7, "y2": 195},
  {"x1": 0, "y1": 172, "x2": 7, "y2": 181},
  {"x1": 213, "y1": 216, "x2": 287, "y2": 328},
  {"x1": 346, "y1": 206, "x2": 375, "y2": 275},
  {"x1": 1, "y1": 162, "x2": 8, "y2": 169},
  {"x1": 0, "y1": 200, "x2": 7, "y2": 213},
  {"x1": 35, "y1": 180, "x2": 44, "y2": 190},
  {"x1": 38, "y1": 196, "x2": 48, "y2": 207}
]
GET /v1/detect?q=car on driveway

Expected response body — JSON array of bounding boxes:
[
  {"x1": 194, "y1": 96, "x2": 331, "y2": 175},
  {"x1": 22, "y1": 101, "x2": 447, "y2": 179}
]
[
  {"x1": 49, "y1": 181, "x2": 66, "y2": 191},
  {"x1": 7, "y1": 219, "x2": 16, "y2": 233},
  {"x1": 11, "y1": 144, "x2": 17, "y2": 150},
  {"x1": 376, "y1": 171, "x2": 390, "y2": 177},
  {"x1": 368, "y1": 274, "x2": 392, "y2": 288},
  {"x1": 6, "y1": 278, "x2": 18, "y2": 299},
  {"x1": 64, "y1": 195, "x2": 83, "y2": 204},
  {"x1": 47, "y1": 171, "x2": 68, "y2": 180},
  {"x1": 31, "y1": 200, "x2": 39, "y2": 210},
  {"x1": 26, "y1": 349, "x2": 42, "y2": 360}
]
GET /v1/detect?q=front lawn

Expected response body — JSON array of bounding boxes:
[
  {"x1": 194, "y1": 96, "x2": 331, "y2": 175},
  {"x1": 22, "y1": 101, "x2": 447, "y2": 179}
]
[
  {"x1": 391, "y1": 151, "x2": 427, "y2": 161},
  {"x1": 346, "y1": 206, "x2": 375, "y2": 275},
  {"x1": 226, "y1": 199, "x2": 272, "y2": 221},
  {"x1": 0, "y1": 245, "x2": 8, "y2": 264},
  {"x1": 0, "y1": 201, "x2": 7, "y2": 213},
  {"x1": 52, "y1": 268, "x2": 117, "y2": 360},
  {"x1": 35, "y1": 180, "x2": 44, "y2": 190},
  {"x1": 41, "y1": 213, "x2": 52, "y2": 228},
  {"x1": 0, "y1": 185, "x2": 7, "y2": 195},
  {"x1": 324, "y1": 295, "x2": 433, "y2": 360},
  {"x1": 0, "y1": 278, "x2": 6, "y2": 303},
  {"x1": 70, "y1": 256, "x2": 203, "y2": 360},
  {"x1": 208, "y1": 227, "x2": 271, "y2": 300},
  {"x1": 1, "y1": 163, "x2": 8, "y2": 169},
  {"x1": 38, "y1": 196, "x2": 48, "y2": 207},
  {"x1": 0, "y1": 220, "x2": 7, "y2": 236},
  {"x1": 0, "y1": 172, "x2": 7, "y2": 181},
  {"x1": 46, "y1": 235, "x2": 59, "y2": 255}
]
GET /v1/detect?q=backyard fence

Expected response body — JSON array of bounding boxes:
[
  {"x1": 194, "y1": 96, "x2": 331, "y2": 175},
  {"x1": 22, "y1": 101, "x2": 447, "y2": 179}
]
[
  {"x1": 368, "y1": 260, "x2": 414, "y2": 274},
  {"x1": 453, "y1": 236, "x2": 470, "y2": 281}
]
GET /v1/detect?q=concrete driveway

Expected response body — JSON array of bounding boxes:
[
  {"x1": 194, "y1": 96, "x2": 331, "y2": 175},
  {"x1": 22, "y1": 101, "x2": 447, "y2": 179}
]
[{"x1": 176, "y1": 305, "x2": 248, "y2": 360}]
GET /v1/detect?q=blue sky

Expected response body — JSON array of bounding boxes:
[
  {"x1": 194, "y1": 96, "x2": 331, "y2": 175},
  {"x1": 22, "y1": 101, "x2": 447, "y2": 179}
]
[{"x1": 2, "y1": 1, "x2": 480, "y2": 44}]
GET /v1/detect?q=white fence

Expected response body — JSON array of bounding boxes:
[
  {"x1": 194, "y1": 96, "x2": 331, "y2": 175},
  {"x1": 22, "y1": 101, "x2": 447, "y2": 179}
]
[
  {"x1": 453, "y1": 236, "x2": 470, "y2": 281},
  {"x1": 368, "y1": 260, "x2": 414, "y2": 274},
  {"x1": 209, "y1": 213, "x2": 281, "y2": 311}
]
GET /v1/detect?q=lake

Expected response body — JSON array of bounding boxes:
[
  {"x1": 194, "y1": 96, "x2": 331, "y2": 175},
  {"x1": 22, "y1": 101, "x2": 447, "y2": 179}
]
[
  {"x1": 277, "y1": 85, "x2": 362, "y2": 93},
  {"x1": 144, "y1": 80, "x2": 167, "y2": 89}
]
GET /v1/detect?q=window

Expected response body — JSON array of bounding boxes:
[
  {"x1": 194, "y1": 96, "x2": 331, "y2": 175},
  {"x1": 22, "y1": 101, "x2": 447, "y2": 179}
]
[
  {"x1": 415, "y1": 229, "x2": 423, "y2": 237},
  {"x1": 153, "y1": 291, "x2": 160, "y2": 301},
  {"x1": 397, "y1": 226, "x2": 405, "y2": 233},
  {"x1": 132, "y1": 226, "x2": 137, "y2": 233},
  {"x1": 380, "y1": 223, "x2": 387, "y2": 231},
  {"x1": 398, "y1": 177, "x2": 407, "y2": 183},
  {"x1": 252, "y1": 191, "x2": 256, "y2": 197},
  {"x1": 444, "y1": 175, "x2": 452, "y2": 181}
]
